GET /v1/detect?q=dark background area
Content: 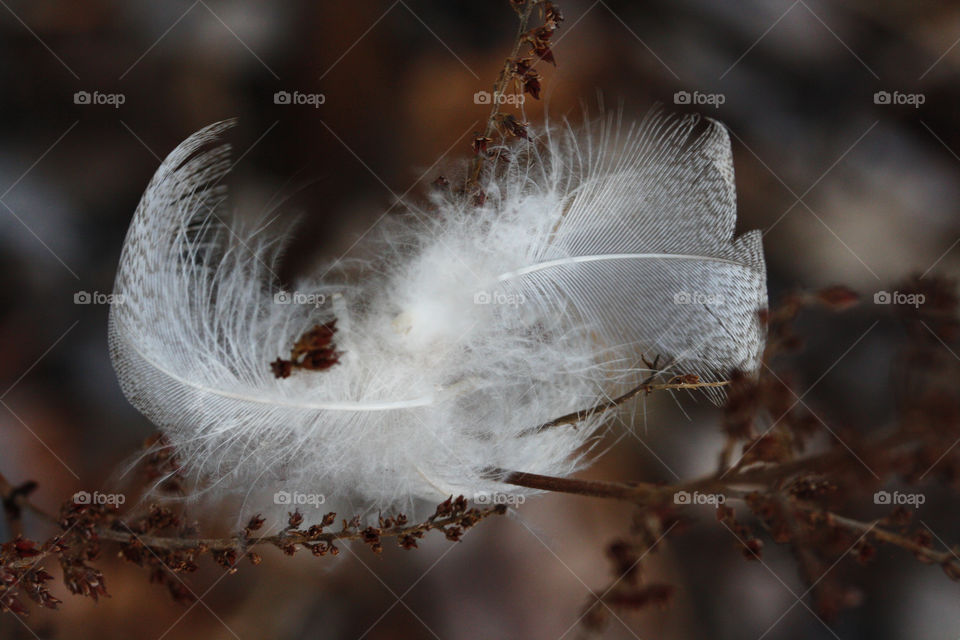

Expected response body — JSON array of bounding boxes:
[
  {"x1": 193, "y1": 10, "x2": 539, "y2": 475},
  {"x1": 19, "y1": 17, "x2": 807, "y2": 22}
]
[{"x1": 1, "y1": 1, "x2": 959, "y2": 638}]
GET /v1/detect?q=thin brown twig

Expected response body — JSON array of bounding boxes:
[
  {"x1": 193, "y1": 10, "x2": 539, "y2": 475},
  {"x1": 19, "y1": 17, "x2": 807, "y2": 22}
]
[
  {"x1": 110, "y1": 505, "x2": 504, "y2": 552},
  {"x1": 502, "y1": 423, "x2": 922, "y2": 503},
  {"x1": 500, "y1": 470, "x2": 654, "y2": 500},
  {"x1": 467, "y1": 0, "x2": 537, "y2": 189},
  {"x1": 3, "y1": 502, "x2": 507, "y2": 571},
  {"x1": 823, "y1": 511, "x2": 957, "y2": 567},
  {"x1": 534, "y1": 377, "x2": 730, "y2": 432},
  {"x1": 499, "y1": 470, "x2": 960, "y2": 572}
]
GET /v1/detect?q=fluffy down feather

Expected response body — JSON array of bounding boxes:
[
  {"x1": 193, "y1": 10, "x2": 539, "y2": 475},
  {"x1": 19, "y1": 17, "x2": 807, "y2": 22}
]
[{"x1": 109, "y1": 110, "x2": 767, "y2": 516}]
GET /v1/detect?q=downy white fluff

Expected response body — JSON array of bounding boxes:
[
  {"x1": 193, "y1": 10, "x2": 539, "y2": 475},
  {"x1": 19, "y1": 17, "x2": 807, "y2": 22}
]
[{"x1": 108, "y1": 110, "x2": 767, "y2": 516}]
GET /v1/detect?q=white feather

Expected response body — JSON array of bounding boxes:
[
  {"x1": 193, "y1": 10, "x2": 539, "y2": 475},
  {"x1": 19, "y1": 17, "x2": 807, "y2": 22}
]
[{"x1": 109, "y1": 110, "x2": 767, "y2": 516}]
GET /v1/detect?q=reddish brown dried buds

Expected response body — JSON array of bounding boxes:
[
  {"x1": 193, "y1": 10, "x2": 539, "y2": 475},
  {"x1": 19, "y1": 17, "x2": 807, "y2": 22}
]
[{"x1": 272, "y1": 321, "x2": 341, "y2": 379}]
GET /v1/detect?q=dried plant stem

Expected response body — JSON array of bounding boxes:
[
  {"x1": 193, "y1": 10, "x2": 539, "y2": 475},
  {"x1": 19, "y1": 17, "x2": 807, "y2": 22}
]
[
  {"x1": 468, "y1": 0, "x2": 537, "y2": 188},
  {"x1": 535, "y1": 377, "x2": 730, "y2": 432},
  {"x1": 3, "y1": 503, "x2": 506, "y2": 571},
  {"x1": 501, "y1": 470, "x2": 654, "y2": 500},
  {"x1": 504, "y1": 426, "x2": 918, "y2": 502},
  {"x1": 112, "y1": 506, "x2": 503, "y2": 552},
  {"x1": 824, "y1": 511, "x2": 957, "y2": 566},
  {"x1": 500, "y1": 472, "x2": 959, "y2": 570}
]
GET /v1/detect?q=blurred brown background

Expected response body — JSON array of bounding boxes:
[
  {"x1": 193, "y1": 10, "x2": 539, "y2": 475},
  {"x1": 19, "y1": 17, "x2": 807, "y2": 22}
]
[{"x1": 1, "y1": 1, "x2": 959, "y2": 638}]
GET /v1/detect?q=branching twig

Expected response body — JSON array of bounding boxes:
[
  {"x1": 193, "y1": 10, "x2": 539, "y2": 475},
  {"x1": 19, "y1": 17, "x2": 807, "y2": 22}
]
[
  {"x1": 468, "y1": 1, "x2": 537, "y2": 190},
  {"x1": 0, "y1": 491, "x2": 506, "y2": 613},
  {"x1": 503, "y1": 423, "x2": 923, "y2": 503},
  {"x1": 500, "y1": 469, "x2": 960, "y2": 577},
  {"x1": 823, "y1": 511, "x2": 959, "y2": 570},
  {"x1": 3, "y1": 501, "x2": 506, "y2": 571},
  {"x1": 533, "y1": 373, "x2": 729, "y2": 432}
]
